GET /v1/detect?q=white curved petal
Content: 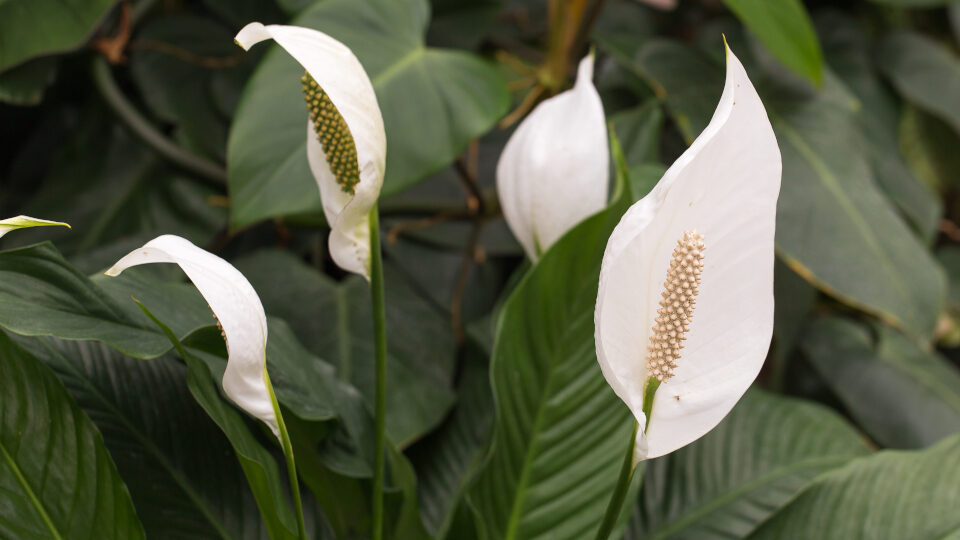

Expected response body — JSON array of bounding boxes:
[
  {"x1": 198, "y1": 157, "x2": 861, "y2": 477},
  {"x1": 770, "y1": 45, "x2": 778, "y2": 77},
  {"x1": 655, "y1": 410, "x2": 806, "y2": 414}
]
[
  {"x1": 497, "y1": 54, "x2": 609, "y2": 261},
  {"x1": 236, "y1": 22, "x2": 385, "y2": 279},
  {"x1": 0, "y1": 215, "x2": 69, "y2": 238},
  {"x1": 105, "y1": 235, "x2": 278, "y2": 437},
  {"x1": 595, "y1": 46, "x2": 780, "y2": 459}
]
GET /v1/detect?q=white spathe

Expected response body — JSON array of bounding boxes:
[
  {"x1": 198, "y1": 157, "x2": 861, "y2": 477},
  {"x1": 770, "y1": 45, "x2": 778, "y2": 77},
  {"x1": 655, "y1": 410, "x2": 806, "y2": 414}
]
[
  {"x1": 235, "y1": 22, "x2": 386, "y2": 280},
  {"x1": 497, "y1": 54, "x2": 609, "y2": 261},
  {"x1": 0, "y1": 215, "x2": 69, "y2": 238},
  {"x1": 594, "y1": 45, "x2": 781, "y2": 461},
  {"x1": 105, "y1": 235, "x2": 279, "y2": 437}
]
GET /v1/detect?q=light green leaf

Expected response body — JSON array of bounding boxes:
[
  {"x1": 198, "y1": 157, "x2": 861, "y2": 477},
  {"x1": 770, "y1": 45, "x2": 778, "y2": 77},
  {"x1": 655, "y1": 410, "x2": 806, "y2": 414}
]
[
  {"x1": 0, "y1": 331, "x2": 144, "y2": 540},
  {"x1": 748, "y1": 434, "x2": 960, "y2": 539},
  {"x1": 227, "y1": 0, "x2": 509, "y2": 227},
  {"x1": 22, "y1": 337, "x2": 275, "y2": 539},
  {"x1": 236, "y1": 249, "x2": 456, "y2": 447},
  {"x1": 626, "y1": 389, "x2": 870, "y2": 539},
  {"x1": 0, "y1": 0, "x2": 115, "y2": 72},
  {"x1": 724, "y1": 0, "x2": 823, "y2": 85},
  {"x1": 801, "y1": 316, "x2": 960, "y2": 449},
  {"x1": 878, "y1": 32, "x2": 960, "y2": 136},
  {"x1": 466, "y1": 195, "x2": 633, "y2": 539}
]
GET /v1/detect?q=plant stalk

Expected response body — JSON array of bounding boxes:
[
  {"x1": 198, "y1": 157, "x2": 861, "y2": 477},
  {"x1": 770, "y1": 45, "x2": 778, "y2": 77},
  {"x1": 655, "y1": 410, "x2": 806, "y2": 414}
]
[
  {"x1": 265, "y1": 368, "x2": 308, "y2": 540},
  {"x1": 369, "y1": 204, "x2": 388, "y2": 540},
  {"x1": 594, "y1": 421, "x2": 639, "y2": 540}
]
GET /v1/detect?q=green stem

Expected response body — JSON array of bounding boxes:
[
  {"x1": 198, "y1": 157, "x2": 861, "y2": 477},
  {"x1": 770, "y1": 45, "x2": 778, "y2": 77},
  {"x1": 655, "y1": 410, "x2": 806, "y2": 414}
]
[
  {"x1": 369, "y1": 204, "x2": 388, "y2": 540},
  {"x1": 594, "y1": 421, "x2": 639, "y2": 540},
  {"x1": 265, "y1": 369, "x2": 308, "y2": 540},
  {"x1": 91, "y1": 57, "x2": 227, "y2": 186}
]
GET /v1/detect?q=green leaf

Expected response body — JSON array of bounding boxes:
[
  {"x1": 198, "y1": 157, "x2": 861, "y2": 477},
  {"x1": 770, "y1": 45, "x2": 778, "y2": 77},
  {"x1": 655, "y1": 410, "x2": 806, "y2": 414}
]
[
  {"x1": 899, "y1": 105, "x2": 960, "y2": 196},
  {"x1": 801, "y1": 317, "x2": 960, "y2": 449},
  {"x1": 23, "y1": 337, "x2": 275, "y2": 539},
  {"x1": 626, "y1": 389, "x2": 870, "y2": 539},
  {"x1": 723, "y1": 0, "x2": 824, "y2": 85},
  {"x1": 136, "y1": 302, "x2": 301, "y2": 540},
  {"x1": 748, "y1": 434, "x2": 960, "y2": 538},
  {"x1": 818, "y1": 14, "x2": 941, "y2": 240},
  {"x1": 878, "y1": 32, "x2": 960, "y2": 136},
  {"x1": 611, "y1": 100, "x2": 664, "y2": 169},
  {"x1": 634, "y1": 39, "x2": 945, "y2": 339},
  {"x1": 0, "y1": 0, "x2": 115, "y2": 72},
  {"x1": 227, "y1": 0, "x2": 509, "y2": 227},
  {"x1": 466, "y1": 196, "x2": 633, "y2": 539},
  {"x1": 409, "y1": 342, "x2": 493, "y2": 538},
  {"x1": 0, "y1": 331, "x2": 144, "y2": 540},
  {"x1": 235, "y1": 249, "x2": 456, "y2": 447},
  {"x1": 0, "y1": 57, "x2": 56, "y2": 105}
]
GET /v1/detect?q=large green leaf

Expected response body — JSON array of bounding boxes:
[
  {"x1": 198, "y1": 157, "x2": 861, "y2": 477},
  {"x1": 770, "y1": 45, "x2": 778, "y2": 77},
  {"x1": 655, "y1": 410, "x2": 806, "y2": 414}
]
[
  {"x1": 0, "y1": 0, "x2": 115, "y2": 71},
  {"x1": 466, "y1": 195, "x2": 633, "y2": 539},
  {"x1": 625, "y1": 389, "x2": 870, "y2": 540},
  {"x1": 801, "y1": 317, "x2": 960, "y2": 449},
  {"x1": 409, "y1": 343, "x2": 494, "y2": 538},
  {"x1": 818, "y1": 13, "x2": 941, "y2": 240},
  {"x1": 878, "y1": 32, "x2": 960, "y2": 136},
  {"x1": 139, "y1": 304, "x2": 301, "y2": 540},
  {"x1": 22, "y1": 337, "x2": 274, "y2": 539},
  {"x1": 633, "y1": 40, "x2": 944, "y2": 339},
  {"x1": 723, "y1": 0, "x2": 823, "y2": 85},
  {"x1": 748, "y1": 434, "x2": 960, "y2": 538},
  {"x1": 227, "y1": 0, "x2": 509, "y2": 226},
  {"x1": 0, "y1": 331, "x2": 144, "y2": 540},
  {"x1": 236, "y1": 249, "x2": 456, "y2": 447}
]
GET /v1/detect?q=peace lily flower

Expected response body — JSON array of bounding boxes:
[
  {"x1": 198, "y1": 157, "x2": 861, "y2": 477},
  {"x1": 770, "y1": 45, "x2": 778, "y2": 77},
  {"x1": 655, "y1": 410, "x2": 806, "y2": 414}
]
[
  {"x1": 497, "y1": 54, "x2": 609, "y2": 261},
  {"x1": 234, "y1": 22, "x2": 386, "y2": 280},
  {"x1": 105, "y1": 235, "x2": 279, "y2": 438},
  {"x1": 594, "y1": 44, "x2": 781, "y2": 462},
  {"x1": 0, "y1": 215, "x2": 69, "y2": 238}
]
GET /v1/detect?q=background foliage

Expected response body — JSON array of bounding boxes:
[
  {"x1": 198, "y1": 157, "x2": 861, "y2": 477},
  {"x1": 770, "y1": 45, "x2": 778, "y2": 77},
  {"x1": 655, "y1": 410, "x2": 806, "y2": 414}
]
[{"x1": 2, "y1": 0, "x2": 960, "y2": 538}]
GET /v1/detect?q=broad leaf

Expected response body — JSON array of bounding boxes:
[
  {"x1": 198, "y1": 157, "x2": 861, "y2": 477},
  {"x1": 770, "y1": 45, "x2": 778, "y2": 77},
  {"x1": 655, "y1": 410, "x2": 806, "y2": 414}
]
[
  {"x1": 878, "y1": 32, "x2": 960, "y2": 136},
  {"x1": 723, "y1": 0, "x2": 823, "y2": 85},
  {"x1": 23, "y1": 337, "x2": 274, "y2": 539},
  {"x1": 236, "y1": 249, "x2": 456, "y2": 447},
  {"x1": 748, "y1": 435, "x2": 960, "y2": 538},
  {"x1": 801, "y1": 316, "x2": 960, "y2": 449},
  {"x1": 625, "y1": 389, "x2": 870, "y2": 539},
  {"x1": 0, "y1": 57, "x2": 56, "y2": 105},
  {"x1": 227, "y1": 0, "x2": 509, "y2": 226},
  {"x1": 0, "y1": 331, "x2": 144, "y2": 540},
  {"x1": 0, "y1": 0, "x2": 114, "y2": 71},
  {"x1": 467, "y1": 196, "x2": 633, "y2": 539}
]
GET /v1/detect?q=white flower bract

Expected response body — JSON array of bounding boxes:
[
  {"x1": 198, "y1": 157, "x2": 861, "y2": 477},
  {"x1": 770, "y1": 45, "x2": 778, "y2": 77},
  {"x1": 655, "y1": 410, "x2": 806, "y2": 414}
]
[
  {"x1": 0, "y1": 215, "x2": 69, "y2": 238},
  {"x1": 105, "y1": 235, "x2": 279, "y2": 437},
  {"x1": 594, "y1": 45, "x2": 781, "y2": 461},
  {"x1": 497, "y1": 54, "x2": 609, "y2": 261},
  {"x1": 235, "y1": 22, "x2": 386, "y2": 280}
]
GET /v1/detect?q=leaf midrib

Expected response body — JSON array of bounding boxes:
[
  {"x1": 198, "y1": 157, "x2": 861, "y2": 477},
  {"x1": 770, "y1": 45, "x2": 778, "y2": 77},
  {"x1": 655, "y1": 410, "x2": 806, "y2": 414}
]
[
  {"x1": 647, "y1": 454, "x2": 856, "y2": 540},
  {"x1": 0, "y1": 441, "x2": 64, "y2": 540},
  {"x1": 53, "y1": 345, "x2": 232, "y2": 540}
]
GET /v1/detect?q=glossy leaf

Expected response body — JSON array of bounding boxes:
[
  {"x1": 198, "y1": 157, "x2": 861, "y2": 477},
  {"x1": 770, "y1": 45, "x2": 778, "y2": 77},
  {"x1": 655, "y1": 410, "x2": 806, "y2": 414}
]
[
  {"x1": 467, "y1": 196, "x2": 633, "y2": 539},
  {"x1": 748, "y1": 435, "x2": 960, "y2": 539},
  {"x1": 0, "y1": 0, "x2": 114, "y2": 71},
  {"x1": 227, "y1": 0, "x2": 509, "y2": 226},
  {"x1": 236, "y1": 249, "x2": 456, "y2": 447},
  {"x1": 0, "y1": 331, "x2": 144, "y2": 540},
  {"x1": 23, "y1": 337, "x2": 274, "y2": 539},
  {"x1": 801, "y1": 317, "x2": 960, "y2": 449},
  {"x1": 724, "y1": 0, "x2": 823, "y2": 85},
  {"x1": 626, "y1": 389, "x2": 870, "y2": 539}
]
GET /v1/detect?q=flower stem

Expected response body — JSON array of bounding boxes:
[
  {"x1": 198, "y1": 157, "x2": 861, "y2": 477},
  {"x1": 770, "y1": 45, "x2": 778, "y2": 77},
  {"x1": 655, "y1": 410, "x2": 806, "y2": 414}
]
[
  {"x1": 369, "y1": 204, "x2": 388, "y2": 540},
  {"x1": 593, "y1": 421, "x2": 639, "y2": 540},
  {"x1": 265, "y1": 369, "x2": 308, "y2": 540}
]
